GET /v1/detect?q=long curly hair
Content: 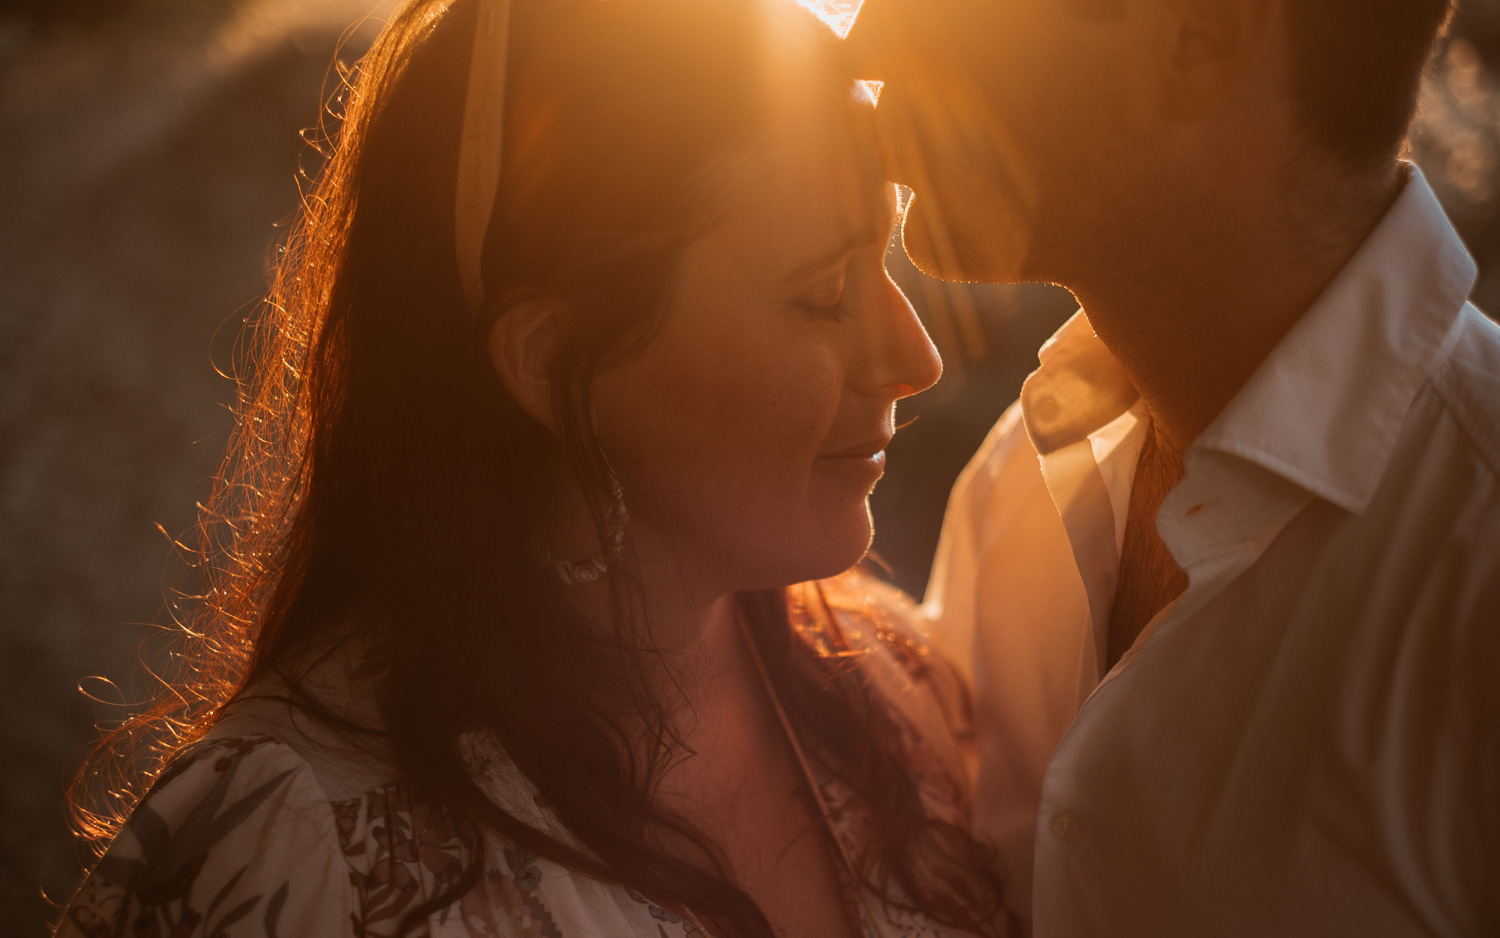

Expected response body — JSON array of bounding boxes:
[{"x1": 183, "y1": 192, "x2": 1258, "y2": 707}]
[{"x1": 68, "y1": 0, "x2": 1006, "y2": 934}]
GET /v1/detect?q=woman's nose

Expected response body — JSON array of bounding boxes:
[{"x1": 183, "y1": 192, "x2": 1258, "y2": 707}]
[{"x1": 852, "y1": 278, "x2": 942, "y2": 401}]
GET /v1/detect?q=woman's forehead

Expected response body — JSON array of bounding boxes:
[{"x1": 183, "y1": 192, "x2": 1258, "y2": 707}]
[
  {"x1": 717, "y1": 97, "x2": 886, "y2": 225},
  {"x1": 697, "y1": 150, "x2": 893, "y2": 283}
]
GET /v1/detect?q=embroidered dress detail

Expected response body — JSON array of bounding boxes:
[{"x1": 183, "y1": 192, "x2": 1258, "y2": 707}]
[{"x1": 60, "y1": 577, "x2": 986, "y2": 938}]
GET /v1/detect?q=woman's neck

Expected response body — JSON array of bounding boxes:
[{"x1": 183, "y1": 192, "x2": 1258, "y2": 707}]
[{"x1": 560, "y1": 509, "x2": 743, "y2": 704}]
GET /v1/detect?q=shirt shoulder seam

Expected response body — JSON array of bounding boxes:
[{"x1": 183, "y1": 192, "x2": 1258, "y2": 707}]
[
  {"x1": 204, "y1": 727, "x2": 416, "y2": 808},
  {"x1": 192, "y1": 730, "x2": 373, "y2": 879},
  {"x1": 1427, "y1": 356, "x2": 1500, "y2": 480}
]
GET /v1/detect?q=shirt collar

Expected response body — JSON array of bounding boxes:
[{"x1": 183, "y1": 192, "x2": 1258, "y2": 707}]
[
  {"x1": 1021, "y1": 312, "x2": 1139, "y2": 457},
  {"x1": 1020, "y1": 164, "x2": 1477, "y2": 513},
  {"x1": 1195, "y1": 164, "x2": 1477, "y2": 513}
]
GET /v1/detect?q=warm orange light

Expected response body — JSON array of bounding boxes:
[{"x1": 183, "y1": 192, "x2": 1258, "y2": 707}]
[{"x1": 799, "y1": 0, "x2": 861, "y2": 37}]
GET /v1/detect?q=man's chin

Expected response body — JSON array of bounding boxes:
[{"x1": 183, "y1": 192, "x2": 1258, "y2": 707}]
[{"x1": 900, "y1": 192, "x2": 1031, "y2": 285}]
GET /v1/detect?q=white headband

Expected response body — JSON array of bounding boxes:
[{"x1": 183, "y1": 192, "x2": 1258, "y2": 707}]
[{"x1": 455, "y1": 0, "x2": 514, "y2": 315}]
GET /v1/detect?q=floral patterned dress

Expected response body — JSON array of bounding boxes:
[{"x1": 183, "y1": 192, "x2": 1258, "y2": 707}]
[{"x1": 58, "y1": 577, "x2": 991, "y2": 938}]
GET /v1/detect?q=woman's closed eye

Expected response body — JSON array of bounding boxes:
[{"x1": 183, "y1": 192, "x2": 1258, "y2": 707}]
[
  {"x1": 794, "y1": 269, "x2": 852, "y2": 323},
  {"x1": 797, "y1": 293, "x2": 853, "y2": 323}
]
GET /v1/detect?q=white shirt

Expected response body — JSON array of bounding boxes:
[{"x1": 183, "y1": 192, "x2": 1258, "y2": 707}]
[{"x1": 924, "y1": 165, "x2": 1500, "y2": 938}]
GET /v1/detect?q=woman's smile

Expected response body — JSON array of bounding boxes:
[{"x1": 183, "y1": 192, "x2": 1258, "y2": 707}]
[{"x1": 817, "y1": 431, "x2": 894, "y2": 489}]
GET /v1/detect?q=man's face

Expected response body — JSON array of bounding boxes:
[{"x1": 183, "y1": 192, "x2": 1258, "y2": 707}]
[{"x1": 845, "y1": 0, "x2": 1160, "y2": 285}]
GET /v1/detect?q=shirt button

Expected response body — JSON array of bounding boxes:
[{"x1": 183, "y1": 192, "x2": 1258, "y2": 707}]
[{"x1": 1050, "y1": 811, "x2": 1082, "y2": 842}]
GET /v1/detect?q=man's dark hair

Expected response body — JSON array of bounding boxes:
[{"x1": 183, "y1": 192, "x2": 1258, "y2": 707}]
[{"x1": 1286, "y1": 0, "x2": 1454, "y2": 166}]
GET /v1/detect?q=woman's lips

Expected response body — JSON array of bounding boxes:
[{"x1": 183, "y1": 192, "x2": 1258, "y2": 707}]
[{"x1": 818, "y1": 436, "x2": 893, "y2": 486}]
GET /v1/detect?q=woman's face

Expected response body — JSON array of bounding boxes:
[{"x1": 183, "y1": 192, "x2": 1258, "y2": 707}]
[{"x1": 592, "y1": 93, "x2": 942, "y2": 595}]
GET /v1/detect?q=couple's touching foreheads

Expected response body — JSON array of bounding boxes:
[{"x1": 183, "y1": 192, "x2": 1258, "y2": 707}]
[{"x1": 60, "y1": 0, "x2": 1497, "y2": 936}]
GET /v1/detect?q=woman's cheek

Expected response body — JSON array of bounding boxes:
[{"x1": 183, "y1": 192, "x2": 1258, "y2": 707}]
[
  {"x1": 591, "y1": 292, "x2": 857, "y2": 581},
  {"x1": 747, "y1": 342, "x2": 846, "y2": 457},
  {"x1": 593, "y1": 337, "x2": 831, "y2": 497}
]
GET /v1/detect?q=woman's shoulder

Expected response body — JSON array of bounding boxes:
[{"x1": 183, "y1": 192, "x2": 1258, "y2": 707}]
[
  {"x1": 798, "y1": 570, "x2": 976, "y2": 795},
  {"x1": 803, "y1": 569, "x2": 925, "y2": 652},
  {"x1": 59, "y1": 718, "x2": 650, "y2": 938},
  {"x1": 59, "y1": 732, "x2": 356, "y2": 938},
  {"x1": 800, "y1": 570, "x2": 966, "y2": 705}
]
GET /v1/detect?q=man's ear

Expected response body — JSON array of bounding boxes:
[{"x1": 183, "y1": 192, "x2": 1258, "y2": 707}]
[
  {"x1": 487, "y1": 300, "x2": 566, "y2": 433},
  {"x1": 1153, "y1": 0, "x2": 1275, "y2": 121}
]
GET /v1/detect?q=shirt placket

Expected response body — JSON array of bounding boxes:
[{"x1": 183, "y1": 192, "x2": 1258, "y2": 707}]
[{"x1": 1031, "y1": 451, "x2": 1315, "y2": 934}]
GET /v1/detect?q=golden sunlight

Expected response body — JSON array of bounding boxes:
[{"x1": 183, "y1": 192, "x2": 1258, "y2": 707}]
[{"x1": 800, "y1": 0, "x2": 861, "y2": 36}]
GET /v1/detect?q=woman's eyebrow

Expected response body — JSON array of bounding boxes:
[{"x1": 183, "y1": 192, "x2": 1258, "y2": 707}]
[
  {"x1": 782, "y1": 215, "x2": 891, "y2": 283},
  {"x1": 784, "y1": 243, "x2": 858, "y2": 282}
]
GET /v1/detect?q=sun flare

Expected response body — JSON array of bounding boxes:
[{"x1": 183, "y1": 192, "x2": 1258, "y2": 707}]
[{"x1": 799, "y1": 0, "x2": 861, "y2": 36}]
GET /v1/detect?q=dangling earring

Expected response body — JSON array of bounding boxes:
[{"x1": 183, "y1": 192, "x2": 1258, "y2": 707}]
[{"x1": 532, "y1": 470, "x2": 629, "y2": 585}]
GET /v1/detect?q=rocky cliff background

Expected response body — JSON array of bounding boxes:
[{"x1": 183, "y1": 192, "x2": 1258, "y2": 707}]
[{"x1": 4, "y1": 0, "x2": 1499, "y2": 932}]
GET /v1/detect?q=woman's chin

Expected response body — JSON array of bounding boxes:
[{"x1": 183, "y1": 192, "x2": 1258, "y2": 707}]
[
  {"x1": 729, "y1": 512, "x2": 873, "y2": 592},
  {"x1": 786, "y1": 512, "x2": 875, "y2": 585},
  {"x1": 803, "y1": 545, "x2": 872, "y2": 585}
]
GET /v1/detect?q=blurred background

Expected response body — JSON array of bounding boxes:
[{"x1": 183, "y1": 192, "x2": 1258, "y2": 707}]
[{"x1": 3, "y1": 0, "x2": 1500, "y2": 932}]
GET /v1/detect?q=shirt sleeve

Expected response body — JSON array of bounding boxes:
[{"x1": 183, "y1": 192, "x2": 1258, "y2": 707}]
[{"x1": 58, "y1": 735, "x2": 355, "y2": 938}]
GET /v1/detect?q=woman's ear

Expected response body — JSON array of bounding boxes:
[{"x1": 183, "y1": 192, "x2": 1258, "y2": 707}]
[{"x1": 487, "y1": 301, "x2": 566, "y2": 433}]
